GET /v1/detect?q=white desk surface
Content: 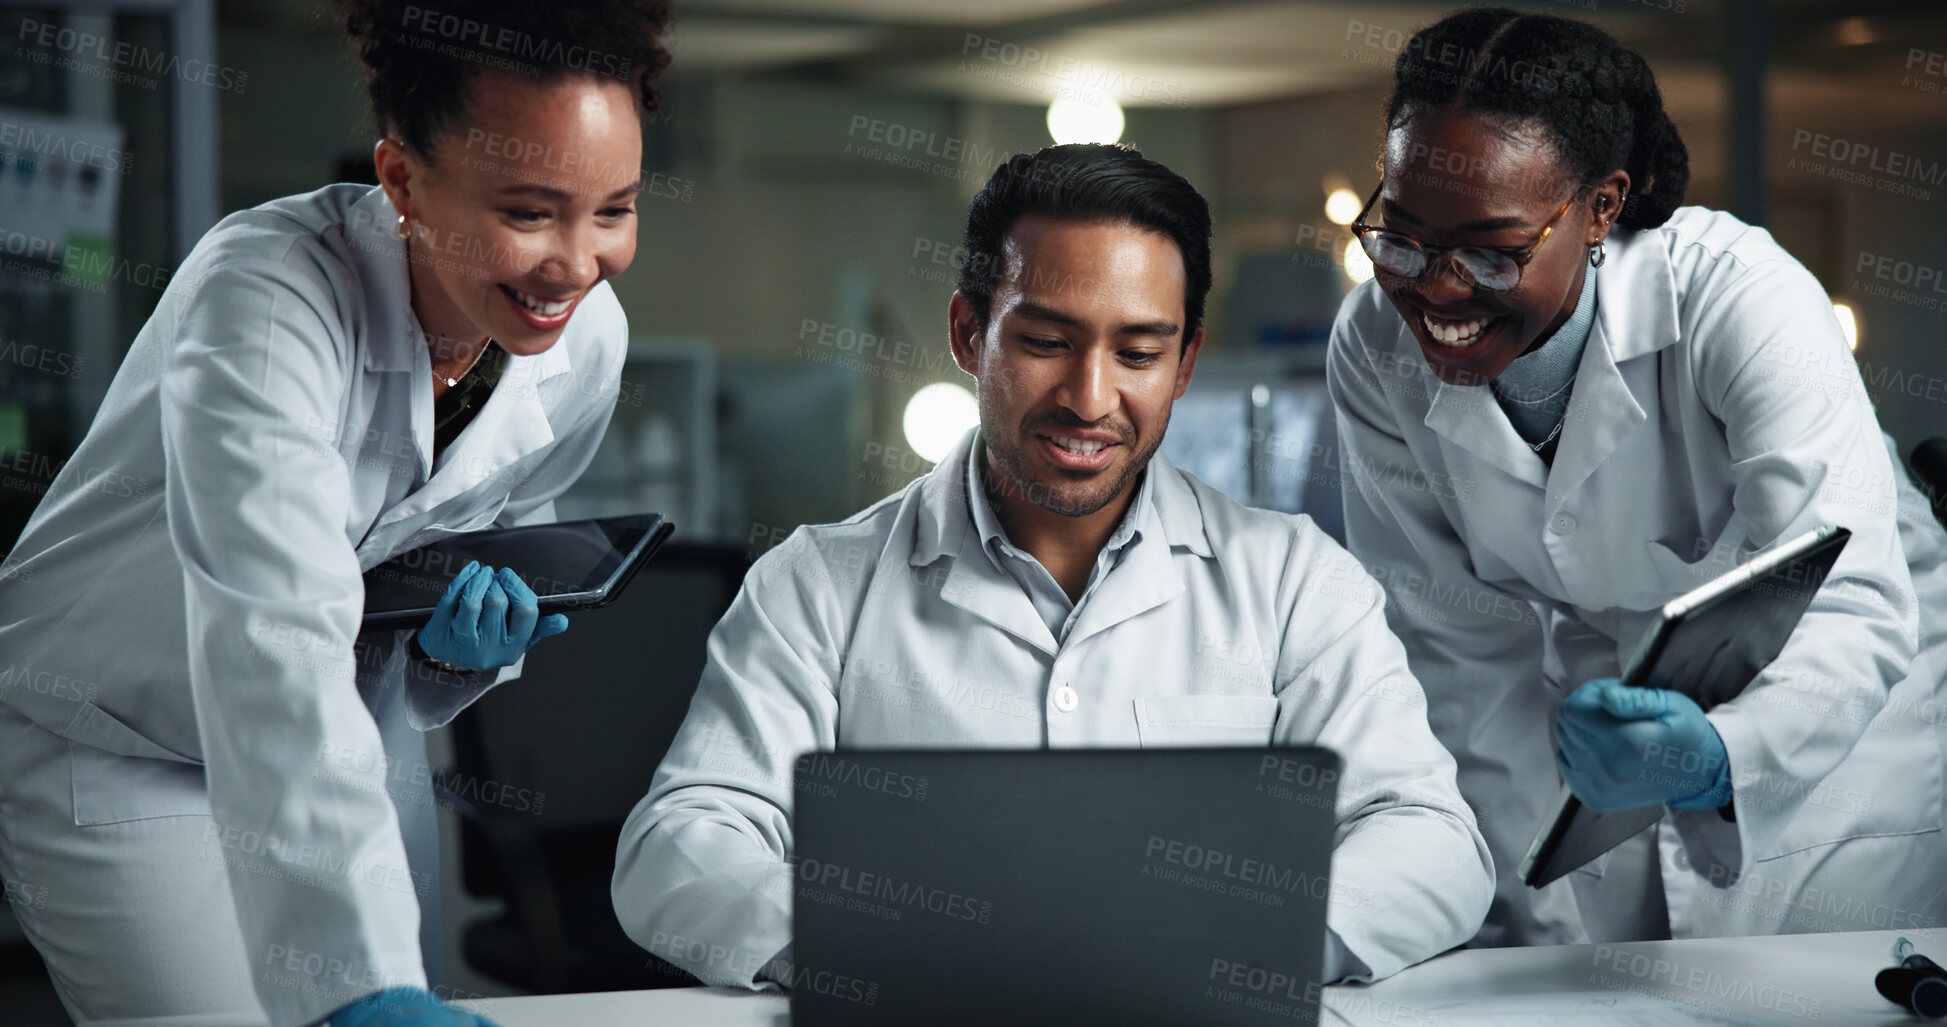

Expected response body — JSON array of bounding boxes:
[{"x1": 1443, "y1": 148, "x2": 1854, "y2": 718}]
[
  {"x1": 80, "y1": 929, "x2": 1931, "y2": 1025},
  {"x1": 450, "y1": 929, "x2": 1936, "y2": 1026}
]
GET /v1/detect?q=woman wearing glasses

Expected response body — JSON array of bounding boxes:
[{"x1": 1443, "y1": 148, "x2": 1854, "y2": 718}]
[{"x1": 1328, "y1": 8, "x2": 1947, "y2": 948}]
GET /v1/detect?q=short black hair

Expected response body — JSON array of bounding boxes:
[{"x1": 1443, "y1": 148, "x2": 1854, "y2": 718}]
[
  {"x1": 337, "y1": 0, "x2": 674, "y2": 161},
  {"x1": 1385, "y1": 8, "x2": 1689, "y2": 229},
  {"x1": 957, "y1": 144, "x2": 1213, "y2": 342}
]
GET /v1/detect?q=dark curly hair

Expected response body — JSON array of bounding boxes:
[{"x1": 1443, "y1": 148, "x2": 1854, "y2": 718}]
[
  {"x1": 1385, "y1": 7, "x2": 1689, "y2": 229},
  {"x1": 336, "y1": 0, "x2": 674, "y2": 160},
  {"x1": 958, "y1": 143, "x2": 1213, "y2": 342}
]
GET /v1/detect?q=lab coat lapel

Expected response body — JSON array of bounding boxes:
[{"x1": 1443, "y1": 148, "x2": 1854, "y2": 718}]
[
  {"x1": 369, "y1": 344, "x2": 571, "y2": 534},
  {"x1": 345, "y1": 186, "x2": 433, "y2": 485},
  {"x1": 1544, "y1": 231, "x2": 1677, "y2": 513},
  {"x1": 1423, "y1": 372, "x2": 1547, "y2": 490},
  {"x1": 1544, "y1": 319, "x2": 1647, "y2": 513},
  {"x1": 437, "y1": 348, "x2": 566, "y2": 478},
  {"x1": 940, "y1": 532, "x2": 1060, "y2": 657},
  {"x1": 913, "y1": 430, "x2": 1059, "y2": 657},
  {"x1": 1063, "y1": 465, "x2": 1188, "y2": 650},
  {"x1": 1062, "y1": 523, "x2": 1182, "y2": 651}
]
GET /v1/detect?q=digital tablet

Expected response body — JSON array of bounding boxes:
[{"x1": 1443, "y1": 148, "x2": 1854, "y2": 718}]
[
  {"x1": 1519, "y1": 525, "x2": 1851, "y2": 888},
  {"x1": 360, "y1": 512, "x2": 674, "y2": 631}
]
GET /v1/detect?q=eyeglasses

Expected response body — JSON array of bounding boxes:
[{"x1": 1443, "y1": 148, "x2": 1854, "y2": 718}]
[{"x1": 1348, "y1": 182, "x2": 1576, "y2": 293}]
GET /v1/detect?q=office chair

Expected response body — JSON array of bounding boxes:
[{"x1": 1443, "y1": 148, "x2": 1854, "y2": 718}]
[{"x1": 447, "y1": 542, "x2": 750, "y2": 994}]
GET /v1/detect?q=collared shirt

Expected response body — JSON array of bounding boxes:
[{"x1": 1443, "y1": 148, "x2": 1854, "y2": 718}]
[
  {"x1": 1492, "y1": 262, "x2": 1598, "y2": 460},
  {"x1": 614, "y1": 428, "x2": 1493, "y2": 992},
  {"x1": 965, "y1": 432, "x2": 1152, "y2": 643}
]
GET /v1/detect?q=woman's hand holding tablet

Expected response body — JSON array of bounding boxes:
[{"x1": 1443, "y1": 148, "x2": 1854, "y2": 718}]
[
  {"x1": 414, "y1": 562, "x2": 570, "y2": 672},
  {"x1": 1554, "y1": 680, "x2": 1732, "y2": 813}
]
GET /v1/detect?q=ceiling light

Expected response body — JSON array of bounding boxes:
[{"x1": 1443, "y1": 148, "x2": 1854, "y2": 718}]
[
  {"x1": 1046, "y1": 95, "x2": 1124, "y2": 145},
  {"x1": 903, "y1": 382, "x2": 980, "y2": 464},
  {"x1": 1324, "y1": 188, "x2": 1363, "y2": 226},
  {"x1": 1343, "y1": 238, "x2": 1373, "y2": 284}
]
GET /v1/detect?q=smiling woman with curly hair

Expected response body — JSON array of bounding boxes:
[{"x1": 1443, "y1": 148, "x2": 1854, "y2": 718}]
[
  {"x1": 0, "y1": 4, "x2": 670, "y2": 1025},
  {"x1": 1327, "y1": 6, "x2": 1947, "y2": 952}
]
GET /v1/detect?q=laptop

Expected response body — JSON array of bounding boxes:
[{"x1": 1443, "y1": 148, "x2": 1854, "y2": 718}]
[{"x1": 789, "y1": 747, "x2": 1341, "y2": 1026}]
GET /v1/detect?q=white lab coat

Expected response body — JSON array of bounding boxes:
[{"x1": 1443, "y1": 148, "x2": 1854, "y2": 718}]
[
  {"x1": 612, "y1": 428, "x2": 1494, "y2": 987},
  {"x1": 0, "y1": 184, "x2": 626, "y2": 1025},
  {"x1": 1328, "y1": 205, "x2": 1947, "y2": 947}
]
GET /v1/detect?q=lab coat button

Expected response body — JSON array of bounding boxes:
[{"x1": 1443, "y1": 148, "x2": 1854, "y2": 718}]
[
  {"x1": 1052, "y1": 685, "x2": 1079, "y2": 713},
  {"x1": 1551, "y1": 513, "x2": 1577, "y2": 536}
]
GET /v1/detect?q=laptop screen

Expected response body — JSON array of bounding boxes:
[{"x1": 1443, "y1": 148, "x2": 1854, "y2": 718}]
[{"x1": 789, "y1": 747, "x2": 1340, "y2": 1026}]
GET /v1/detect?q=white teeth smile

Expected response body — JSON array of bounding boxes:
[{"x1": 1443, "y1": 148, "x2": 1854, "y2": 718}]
[
  {"x1": 1422, "y1": 311, "x2": 1494, "y2": 347},
  {"x1": 504, "y1": 286, "x2": 572, "y2": 317},
  {"x1": 1050, "y1": 437, "x2": 1107, "y2": 456}
]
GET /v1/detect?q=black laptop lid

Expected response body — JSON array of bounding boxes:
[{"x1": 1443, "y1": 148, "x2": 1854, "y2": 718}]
[{"x1": 789, "y1": 747, "x2": 1341, "y2": 1027}]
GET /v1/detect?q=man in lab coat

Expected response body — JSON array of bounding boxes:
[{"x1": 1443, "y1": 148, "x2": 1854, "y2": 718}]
[{"x1": 612, "y1": 144, "x2": 1494, "y2": 987}]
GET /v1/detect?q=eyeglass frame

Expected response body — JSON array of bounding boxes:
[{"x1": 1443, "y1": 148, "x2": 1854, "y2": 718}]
[{"x1": 1347, "y1": 180, "x2": 1580, "y2": 293}]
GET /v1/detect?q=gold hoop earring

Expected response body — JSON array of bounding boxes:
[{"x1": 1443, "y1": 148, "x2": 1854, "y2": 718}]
[
  {"x1": 396, "y1": 215, "x2": 411, "y2": 241},
  {"x1": 1589, "y1": 241, "x2": 1606, "y2": 269}
]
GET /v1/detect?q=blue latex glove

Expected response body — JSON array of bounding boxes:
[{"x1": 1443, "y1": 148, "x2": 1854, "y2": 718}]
[
  {"x1": 415, "y1": 561, "x2": 568, "y2": 672},
  {"x1": 1554, "y1": 679, "x2": 1734, "y2": 813},
  {"x1": 328, "y1": 986, "x2": 501, "y2": 1026}
]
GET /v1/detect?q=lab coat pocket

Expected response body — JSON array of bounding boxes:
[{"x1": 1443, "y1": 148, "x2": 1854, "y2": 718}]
[
  {"x1": 1133, "y1": 694, "x2": 1279, "y2": 748},
  {"x1": 365, "y1": 494, "x2": 513, "y2": 572},
  {"x1": 1571, "y1": 849, "x2": 1611, "y2": 879},
  {"x1": 357, "y1": 489, "x2": 512, "y2": 568},
  {"x1": 1753, "y1": 681, "x2": 1945, "y2": 861},
  {"x1": 428, "y1": 488, "x2": 511, "y2": 537},
  {"x1": 1643, "y1": 540, "x2": 1723, "y2": 602},
  {"x1": 67, "y1": 704, "x2": 209, "y2": 826}
]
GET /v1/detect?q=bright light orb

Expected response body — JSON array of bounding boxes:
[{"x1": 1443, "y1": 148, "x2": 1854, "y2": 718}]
[
  {"x1": 1343, "y1": 237, "x2": 1374, "y2": 284},
  {"x1": 1324, "y1": 187, "x2": 1363, "y2": 226},
  {"x1": 1832, "y1": 300, "x2": 1859, "y2": 351},
  {"x1": 1046, "y1": 95, "x2": 1125, "y2": 145},
  {"x1": 903, "y1": 382, "x2": 980, "y2": 464}
]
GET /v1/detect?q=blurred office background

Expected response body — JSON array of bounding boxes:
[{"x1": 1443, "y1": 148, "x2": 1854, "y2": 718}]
[{"x1": 3, "y1": 0, "x2": 1946, "y2": 1020}]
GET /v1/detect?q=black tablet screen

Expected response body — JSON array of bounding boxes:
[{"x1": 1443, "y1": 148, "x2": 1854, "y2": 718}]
[{"x1": 361, "y1": 513, "x2": 668, "y2": 629}]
